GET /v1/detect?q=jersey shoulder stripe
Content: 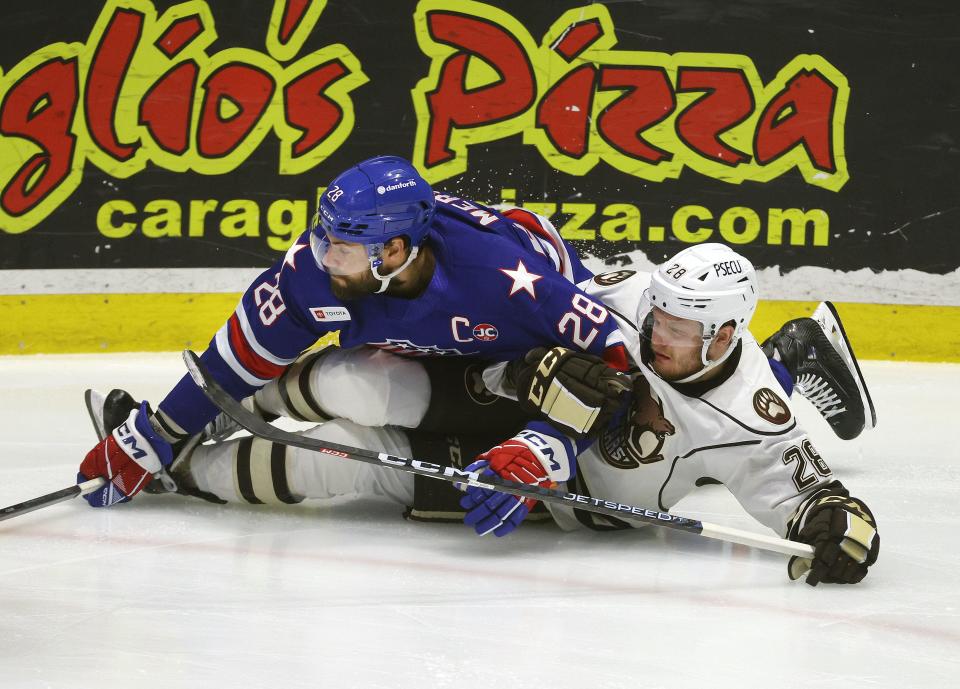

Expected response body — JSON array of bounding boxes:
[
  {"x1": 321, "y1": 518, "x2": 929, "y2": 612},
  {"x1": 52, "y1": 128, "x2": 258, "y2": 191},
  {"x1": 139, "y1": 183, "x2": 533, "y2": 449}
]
[
  {"x1": 215, "y1": 306, "x2": 297, "y2": 387},
  {"x1": 502, "y1": 207, "x2": 573, "y2": 281},
  {"x1": 688, "y1": 342, "x2": 803, "y2": 437},
  {"x1": 693, "y1": 395, "x2": 798, "y2": 437},
  {"x1": 233, "y1": 305, "x2": 299, "y2": 367},
  {"x1": 214, "y1": 324, "x2": 272, "y2": 387}
]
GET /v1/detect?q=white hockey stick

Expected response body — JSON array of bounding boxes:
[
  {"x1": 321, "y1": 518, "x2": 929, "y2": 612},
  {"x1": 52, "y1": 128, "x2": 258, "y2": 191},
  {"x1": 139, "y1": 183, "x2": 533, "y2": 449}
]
[{"x1": 184, "y1": 350, "x2": 814, "y2": 559}]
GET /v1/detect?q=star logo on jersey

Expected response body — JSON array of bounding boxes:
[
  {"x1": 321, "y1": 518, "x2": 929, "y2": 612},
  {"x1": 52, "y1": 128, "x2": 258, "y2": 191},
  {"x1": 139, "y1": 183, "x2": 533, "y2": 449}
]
[
  {"x1": 499, "y1": 259, "x2": 543, "y2": 298},
  {"x1": 282, "y1": 242, "x2": 308, "y2": 271}
]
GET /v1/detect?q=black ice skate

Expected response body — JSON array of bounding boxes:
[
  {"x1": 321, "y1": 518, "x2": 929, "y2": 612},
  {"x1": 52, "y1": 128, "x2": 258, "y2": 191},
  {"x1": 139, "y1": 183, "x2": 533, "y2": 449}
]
[
  {"x1": 84, "y1": 388, "x2": 224, "y2": 503},
  {"x1": 85, "y1": 388, "x2": 138, "y2": 442},
  {"x1": 761, "y1": 302, "x2": 877, "y2": 440}
]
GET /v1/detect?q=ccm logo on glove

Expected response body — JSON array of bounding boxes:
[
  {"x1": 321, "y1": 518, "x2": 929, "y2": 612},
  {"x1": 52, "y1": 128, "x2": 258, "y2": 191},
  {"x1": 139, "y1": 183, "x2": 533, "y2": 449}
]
[
  {"x1": 116, "y1": 421, "x2": 148, "y2": 460},
  {"x1": 77, "y1": 402, "x2": 173, "y2": 507}
]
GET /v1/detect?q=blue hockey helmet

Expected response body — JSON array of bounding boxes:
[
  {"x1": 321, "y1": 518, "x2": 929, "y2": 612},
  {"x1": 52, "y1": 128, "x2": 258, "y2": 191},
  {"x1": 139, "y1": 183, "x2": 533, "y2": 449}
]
[
  {"x1": 313, "y1": 155, "x2": 436, "y2": 247},
  {"x1": 310, "y1": 156, "x2": 436, "y2": 293}
]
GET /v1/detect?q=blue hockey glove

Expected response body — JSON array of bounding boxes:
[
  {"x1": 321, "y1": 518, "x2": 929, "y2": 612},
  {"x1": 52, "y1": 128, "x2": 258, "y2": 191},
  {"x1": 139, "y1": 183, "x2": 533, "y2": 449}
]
[{"x1": 459, "y1": 438, "x2": 554, "y2": 537}]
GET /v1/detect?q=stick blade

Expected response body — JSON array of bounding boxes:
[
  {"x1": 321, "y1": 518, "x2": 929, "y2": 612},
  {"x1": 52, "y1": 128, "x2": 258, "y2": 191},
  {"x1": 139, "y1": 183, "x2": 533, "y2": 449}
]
[{"x1": 183, "y1": 349, "x2": 208, "y2": 392}]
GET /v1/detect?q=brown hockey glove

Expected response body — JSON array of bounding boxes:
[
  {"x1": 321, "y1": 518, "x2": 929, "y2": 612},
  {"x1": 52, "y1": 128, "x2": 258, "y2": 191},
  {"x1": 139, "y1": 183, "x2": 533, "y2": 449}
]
[
  {"x1": 788, "y1": 494, "x2": 879, "y2": 586},
  {"x1": 510, "y1": 346, "x2": 631, "y2": 437}
]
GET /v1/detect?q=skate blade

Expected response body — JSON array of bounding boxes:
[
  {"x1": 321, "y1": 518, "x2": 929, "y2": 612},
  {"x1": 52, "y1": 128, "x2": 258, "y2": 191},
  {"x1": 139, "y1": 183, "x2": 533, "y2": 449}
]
[
  {"x1": 812, "y1": 302, "x2": 877, "y2": 429},
  {"x1": 84, "y1": 388, "x2": 108, "y2": 441}
]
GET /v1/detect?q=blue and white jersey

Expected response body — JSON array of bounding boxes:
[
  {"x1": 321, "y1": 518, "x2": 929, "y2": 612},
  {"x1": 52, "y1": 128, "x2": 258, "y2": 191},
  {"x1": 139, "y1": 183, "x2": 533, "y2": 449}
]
[{"x1": 158, "y1": 194, "x2": 625, "y2": 434}]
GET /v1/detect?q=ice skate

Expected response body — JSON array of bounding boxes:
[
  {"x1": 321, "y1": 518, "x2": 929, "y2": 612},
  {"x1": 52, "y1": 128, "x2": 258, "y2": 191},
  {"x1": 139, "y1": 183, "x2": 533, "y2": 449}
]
[
  {"x1": 84, "y1": 388, "x2": 223, "y2": 502},
  {"x1": 761, "y1": 302, "x2": 876, "y2": 440},
  {"x1": 84, "y1": 388, "x2": 138, "y2": 442}
]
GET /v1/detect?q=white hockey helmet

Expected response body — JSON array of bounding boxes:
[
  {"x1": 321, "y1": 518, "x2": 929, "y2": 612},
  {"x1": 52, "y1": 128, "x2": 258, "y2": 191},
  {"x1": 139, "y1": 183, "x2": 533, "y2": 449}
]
[{"x1": 639, "y1": 243, "x2": 758, "y2": 381}]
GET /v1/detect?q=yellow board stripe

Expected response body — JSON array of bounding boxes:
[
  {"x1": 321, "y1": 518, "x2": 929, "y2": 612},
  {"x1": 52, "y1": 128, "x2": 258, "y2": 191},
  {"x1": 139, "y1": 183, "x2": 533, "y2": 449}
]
[
  {"x1": 1, "y1": 293, "x2": 958, "y2": 361},
  {"x1": 2, "y1": 293, "x2": 240, "y2": 355},
  {"x1": 752, "y1": 300, "x2": 960, "y2": 363}
]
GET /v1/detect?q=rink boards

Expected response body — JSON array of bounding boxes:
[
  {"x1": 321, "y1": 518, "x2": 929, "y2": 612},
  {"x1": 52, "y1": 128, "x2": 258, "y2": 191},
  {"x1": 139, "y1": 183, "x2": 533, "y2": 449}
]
[{"x1": 2, "y1": 290, "x2": 957, "y2": 362}]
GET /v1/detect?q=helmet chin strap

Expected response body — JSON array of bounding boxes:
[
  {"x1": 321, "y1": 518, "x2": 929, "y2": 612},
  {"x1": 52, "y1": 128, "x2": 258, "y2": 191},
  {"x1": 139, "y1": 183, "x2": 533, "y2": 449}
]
[
  {"x1": 371, "y1": 246, "x2": 420, "y2": 294},
  {"x1": 672, "y1": 335, "x2": 738, "y2": 384}
]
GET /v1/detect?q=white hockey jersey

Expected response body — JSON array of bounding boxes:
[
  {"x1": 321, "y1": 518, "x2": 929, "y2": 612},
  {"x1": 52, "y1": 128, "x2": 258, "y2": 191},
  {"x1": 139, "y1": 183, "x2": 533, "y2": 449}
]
[{"x1": 544, "y1": 270, "x2": 836, "y2": 537}]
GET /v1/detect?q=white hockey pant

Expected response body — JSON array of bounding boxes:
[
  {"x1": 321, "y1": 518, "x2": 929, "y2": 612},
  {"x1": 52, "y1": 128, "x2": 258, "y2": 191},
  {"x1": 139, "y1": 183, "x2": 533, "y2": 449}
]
[
  {"x1": 189, "y1": 419, "x2": 416, "y2": 506},
  {"x1": 254, "y1": 346, "x2": 431, "y2": 428}
]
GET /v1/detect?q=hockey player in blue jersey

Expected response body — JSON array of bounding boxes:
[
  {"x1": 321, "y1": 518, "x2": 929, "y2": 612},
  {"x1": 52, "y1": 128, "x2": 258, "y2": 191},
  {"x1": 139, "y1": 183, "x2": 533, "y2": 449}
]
[{"x1": 77, "y1": 156, "x2": 632, "y2": 506}]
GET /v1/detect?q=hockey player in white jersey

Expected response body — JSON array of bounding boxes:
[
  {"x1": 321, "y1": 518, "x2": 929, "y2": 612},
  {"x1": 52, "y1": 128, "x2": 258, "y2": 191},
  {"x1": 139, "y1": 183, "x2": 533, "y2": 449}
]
[{"x1": 460, "y1": 243, "x2": 879, "y2": 585}]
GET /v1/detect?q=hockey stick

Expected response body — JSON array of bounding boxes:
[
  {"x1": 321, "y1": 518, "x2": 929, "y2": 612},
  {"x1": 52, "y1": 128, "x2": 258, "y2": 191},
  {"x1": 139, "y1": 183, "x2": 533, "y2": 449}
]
[
  {"x1": 0, "y1": 477, "x2": 107, "y2": 523},
  {"x1": 184, "y1": 350, "x2": 814, "y2": 559}
]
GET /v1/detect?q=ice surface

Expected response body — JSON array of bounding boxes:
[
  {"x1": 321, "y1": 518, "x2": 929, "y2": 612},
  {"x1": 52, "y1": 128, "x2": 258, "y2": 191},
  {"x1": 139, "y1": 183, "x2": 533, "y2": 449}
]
[{"x1": 1, "y1": 353, "x2": 958, "y2": 689}]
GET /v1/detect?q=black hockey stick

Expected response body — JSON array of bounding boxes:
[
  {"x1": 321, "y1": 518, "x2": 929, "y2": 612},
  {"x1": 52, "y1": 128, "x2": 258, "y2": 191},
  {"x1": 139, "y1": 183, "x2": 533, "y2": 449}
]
[
  {"x1": 1, "y1": 477, "x2": 107, "y2": 523},
  {"x1": 184, "y1": 351, "x2": 813, "y2": 559}
]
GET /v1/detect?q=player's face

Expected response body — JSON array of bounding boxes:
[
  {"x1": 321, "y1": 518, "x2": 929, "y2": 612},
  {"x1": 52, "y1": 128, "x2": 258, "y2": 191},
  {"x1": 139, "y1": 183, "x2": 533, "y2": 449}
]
[
  {"x1": 319, "y1": 233, "x2": 370, "y2": 274},
  {"x1": 648, "y1": 307, "x2": 706, "y2": 381},
  {"x1": 319, "y1": 234, "x2": 380, "y2": 300},
  {"x1": 329, "y1": 269, "x2": 381, "y2": 300}
]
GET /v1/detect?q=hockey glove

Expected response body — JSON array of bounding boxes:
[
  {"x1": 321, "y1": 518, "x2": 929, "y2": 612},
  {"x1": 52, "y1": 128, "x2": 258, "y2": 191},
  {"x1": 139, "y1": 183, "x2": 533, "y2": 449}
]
[
  {"x1": 788, "y1": 495, "x2": 879, "y2": 586},
  {"x1": 511, "y1": 347, "x2": 630, "y2": 437},
  {"x1": 460, "y1": 437, "x2": 557, "y2": 537},
  {"x1": 77, "y1": 402, "x2": 174, "y2": 507}
]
